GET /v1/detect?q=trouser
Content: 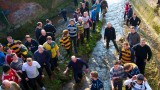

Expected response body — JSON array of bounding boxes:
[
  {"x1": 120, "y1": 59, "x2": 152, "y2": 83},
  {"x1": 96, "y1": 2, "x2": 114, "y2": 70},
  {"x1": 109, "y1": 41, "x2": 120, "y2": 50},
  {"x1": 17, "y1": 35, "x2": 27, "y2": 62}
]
[
  {"x1": 18, "y1": 72, "x2": 29, "y2": 90},
  {"x1": 70, "y1": 37, "x2": 78, "y2": 53},
  {"x1": 92, "y1": 0, "x2": 96, "y2": 5},
  {"x1": 106, "y1": 39, "x2": 119, "y2": 52},
  {"x1": 113, "y1": 81, "x2": 123, "y2": 90},
  {"x1": 96, "y1": 12, "x2": 99, "y2": 21},
  {"x1": 101, "y1": 8, "x2": 107, "y2": 15},
  {"x1": 84, "y1": 28, "x2": 90, "y2": 41},
  {"x1": 50, "y1": 56, "x2": 58, "y2": 71},
  {"x1": 41, "y1": 64, "x2": 52, "y2": 77},
  {"x1": 66, "y1": 48, "x2": 72, "y2": 57},
  {"x1": 126, "y1": 18, "x2": 130, "y2": 26},
  {"x1": 158, "y1": 0, "x2": 160, "y2": 4},
  {"x1": 74, "y1": 0, "x2": 78, "y2": 6},
  {"x1": 125, "y1": 86, "x2": 131, "y2": 90},
  {"x1": 74, "y1": 72, "x2": 83, "y2": 83},
  {"x1": 28, "y1": 75, "x2": 44, "y2": 90},
  {"x1": 92, "y1": 21, "x2": 96, "y2": 32},
  {"x1": 136, "y1": 61, "x2": 146, "y2": 75},
  {"x1": 124, "y1": 12, "x2": 127, "y2": 20},
  {"x1": 134, "y1": 25, "x2": 139, "y2": 32},
  {"x1": 63, "y1": 16, "x2": 67, "y2": 21},
  {"x1": 77, "y1": 33, "x2": 84, "y2": 46}
]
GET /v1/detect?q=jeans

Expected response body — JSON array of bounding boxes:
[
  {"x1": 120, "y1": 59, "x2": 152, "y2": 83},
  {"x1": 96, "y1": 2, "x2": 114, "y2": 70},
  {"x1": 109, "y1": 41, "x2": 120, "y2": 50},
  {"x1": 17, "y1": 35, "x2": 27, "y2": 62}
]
[
  {"x1": 92, "y1": 21, "x2": 96, "y2": 32},
  {"x1": 134, "y1": 25, "x2": 139, "y2": 32},
  {"x1": 84, "y1": 28, "x2": 90, "y2": 41},
  {"x1": 77, "y1": 33, "x2": 84, "y2": 46},
  {"x1": 18, "y1": 72, "x2": 29, "y2": 90},
  {"x1": 70, "y1": 37, "x2": 78, "y2": 53},
  {"x1": 74, "y1": 72, "x2": 83, "y2": 83},
  {"x1": 136, "y1": 61, "x2": 146, "y2": 75},
  {"x1": 124, "y1": 12, "x2": 127, "y2": 20},
  {"x1": 106, "y1": 39, "x2": 119, "y2": 52},
  {"x1": 28, "y1": 75, "x2": 44, "y2": 90},
  {"x1": 96, "y1": 12, "x2": 99, "y2": 21},
  {"x1": 50, "y1": 56, "x2": 58, "y2": 71},
  {"x1": 113, "y1": 81, "x2": 123, "y2": 90},
  {"x1": 41, "y1": 64, "x2": 52, "y2": 77}
]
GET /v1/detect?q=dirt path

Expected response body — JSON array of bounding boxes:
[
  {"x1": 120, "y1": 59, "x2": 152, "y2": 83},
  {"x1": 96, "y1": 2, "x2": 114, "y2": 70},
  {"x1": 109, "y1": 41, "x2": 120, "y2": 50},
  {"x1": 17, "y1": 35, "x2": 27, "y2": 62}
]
[{"x1": 62, "y1": 0, "x2": 127, "y2": 90}]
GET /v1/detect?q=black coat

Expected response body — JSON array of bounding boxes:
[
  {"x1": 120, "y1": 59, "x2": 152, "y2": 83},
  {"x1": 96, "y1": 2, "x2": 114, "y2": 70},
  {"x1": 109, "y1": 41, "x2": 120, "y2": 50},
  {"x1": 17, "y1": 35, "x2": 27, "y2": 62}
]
[
  {"x1": 80, "y1": 7, "x2": 89, "y2": 15},
  {"x1": 104, "y1": 27, "x2": 116, "y2": 40},
  {"x1": 133, "y1": 44, "x2": 152, "y2": 63},
  {"x1": 130, "y1": 16, "x2": 141, "y2": 27},
  {"x1": 44, "y1": 23, "x2": 56, "y2": 35},
  {"x1": 24, "y1": 39, "x2": 39, "y2": 53},
  {"x1": 38, "y1": 32, "x2": 54, "y2": 45}
]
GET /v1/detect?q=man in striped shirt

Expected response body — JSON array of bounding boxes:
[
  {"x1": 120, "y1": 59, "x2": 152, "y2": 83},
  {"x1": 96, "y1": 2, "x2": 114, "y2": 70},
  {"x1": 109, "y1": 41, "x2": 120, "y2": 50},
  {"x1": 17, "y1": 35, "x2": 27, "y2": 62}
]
[
  {"x1": 67, "y1": 19, "x2": 78, "y2": 53},
  {"x1": 119, "y1": 42, "x2": 135, "y2": 65},
  {"x1": 7, "y1": 36, "x2": 20, "y2": 56}
]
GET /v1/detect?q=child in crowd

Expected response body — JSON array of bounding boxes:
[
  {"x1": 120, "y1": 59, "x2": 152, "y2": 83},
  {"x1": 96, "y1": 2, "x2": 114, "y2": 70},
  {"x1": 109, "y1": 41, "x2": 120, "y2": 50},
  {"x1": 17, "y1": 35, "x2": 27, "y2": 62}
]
[{"x1": 90, "y1": 71, "x2": 103, "y2": 90}]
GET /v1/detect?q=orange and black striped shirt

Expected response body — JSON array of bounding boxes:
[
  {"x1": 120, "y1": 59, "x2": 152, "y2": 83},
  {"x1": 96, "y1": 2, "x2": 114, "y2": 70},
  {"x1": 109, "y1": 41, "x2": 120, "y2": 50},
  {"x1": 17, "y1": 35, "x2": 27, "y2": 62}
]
[
  {"x1": 119, "y1": 48, "x2": 134, "y2": 64},
  {"x1": 60, "y1": 36, "x2": 71, "y2": 50},
  {"x1": 7, "y1": 40, "x2": 20, "y2": 55}
]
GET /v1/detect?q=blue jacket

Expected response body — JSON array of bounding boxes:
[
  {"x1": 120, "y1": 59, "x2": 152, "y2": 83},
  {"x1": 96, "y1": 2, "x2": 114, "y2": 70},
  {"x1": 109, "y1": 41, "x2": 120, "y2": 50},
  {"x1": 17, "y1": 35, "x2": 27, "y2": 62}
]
[
  {"x1": 91, "y1": 79, "x2": 103, "y2": 90},
  {"x1": 34, "y1": 50, "x2": 50, "y2": 66},
  {"x1": 91, "y1": 10, "x2": 96, "y2": 21},
  {"x1": 92, "y1": 4, "x2": 101, "y2": 13},
  {"x1": 128, "y1": 7, "x2": 133, "y2": 19},
  {"x1": 24, "y1": 39, "x2": 39, "y2": 53},
  {"x1": 0, "y1": 51, "x2": 5, "y2": 66},
  {"x1": 67, "y1": 58, "x2": 88, "y2": 73},
  {"x1": 126, "y1": 64, "x2": 140, "y2": 78}
]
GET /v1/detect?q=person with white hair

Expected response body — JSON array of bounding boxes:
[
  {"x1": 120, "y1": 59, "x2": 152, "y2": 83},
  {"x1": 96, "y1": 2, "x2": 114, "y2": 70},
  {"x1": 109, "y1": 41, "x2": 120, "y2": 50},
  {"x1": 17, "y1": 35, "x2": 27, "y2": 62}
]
[
  {"x1": 38, "y1": 29, "x2": 54, "y2": 45},
  {"x1": 34, "y1": 45, "x2": 52, "y2": 79},
  {"x1": 76, "y1": 17, "x2": 84, "y2": 46},
  {"x1": 0, "y1": 80, "x2": 22, "y2": 90},
  {"x1": 63, "y1": 56, "x2": 88, "y2": 85},
  {"x1": 104, "y1": 22, "x2": 119, "y2": 52}
]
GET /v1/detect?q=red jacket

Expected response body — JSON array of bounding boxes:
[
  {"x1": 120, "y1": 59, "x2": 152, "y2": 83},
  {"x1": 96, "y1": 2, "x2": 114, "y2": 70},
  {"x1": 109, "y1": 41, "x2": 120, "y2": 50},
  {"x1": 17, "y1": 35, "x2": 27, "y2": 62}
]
[
  {"x1": 125, "y1": 3, "x2": 129, "y2": 14},
  {"x1": 2, "y1": 69, "x2": 19, "y2": 83}
]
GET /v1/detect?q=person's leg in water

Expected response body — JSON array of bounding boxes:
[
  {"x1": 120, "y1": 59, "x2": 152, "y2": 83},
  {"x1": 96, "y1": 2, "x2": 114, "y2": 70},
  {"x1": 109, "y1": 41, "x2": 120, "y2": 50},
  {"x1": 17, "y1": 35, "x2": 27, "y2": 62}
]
[
  {"x1": 106, "y1": 39, "x2": 110, "y2": 49},
  {"x1": 112, "y1": 40, "x2": 119, "y2": 52}
]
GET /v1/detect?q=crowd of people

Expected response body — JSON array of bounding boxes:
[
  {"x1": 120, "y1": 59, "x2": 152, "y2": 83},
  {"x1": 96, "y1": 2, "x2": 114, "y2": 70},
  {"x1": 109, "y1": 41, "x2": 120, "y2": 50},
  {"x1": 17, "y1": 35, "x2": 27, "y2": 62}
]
[
  {"x1": 107, "y1": 2, "x2": 152, "y2": 90},
  {"x1": 0, "y1": 0, "x2": 108, "y2": 90},
  {"x1": 0, "y1": 0, "x2": 155, "y2": 90}
]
